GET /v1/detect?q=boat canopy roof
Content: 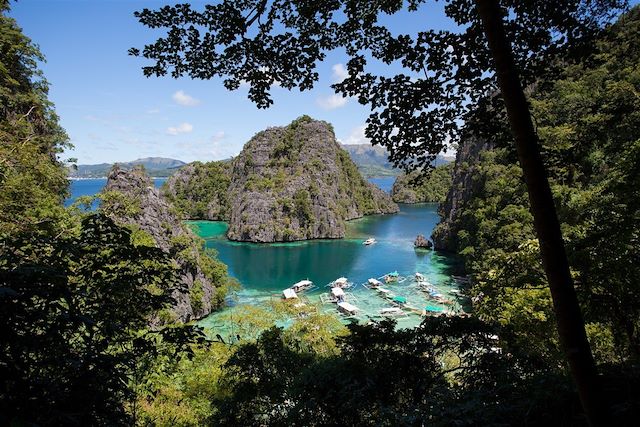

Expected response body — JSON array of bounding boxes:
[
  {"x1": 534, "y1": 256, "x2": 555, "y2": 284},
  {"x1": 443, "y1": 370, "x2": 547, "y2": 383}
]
[
  {"x1": 293, "y1": 279, "x2": 313, "y2": 287},
  {"x1": 283, "y1": 288, "x2": 298, "y2": 299},
  {"x1": 387, "y1": 271, "x2": 399, "y2": 277},
  {"x1": 335, "y1": 277, "x2": 348, "y2": 283},
  {"x1": 425, "y1": 304, "x2": 445, "y2": 312},
  {"x1": 338, "y1": 301, "x2": 359, "y2": 313},
  {"x1": 392, "y1": 296, "x2": 407, "y2": 304},
  {"x1": 368, "y1": 278, "x2": 382, "y2": 285},
  {"x1": 331, "y1": 287, "x2": 345, "y2": 297}
]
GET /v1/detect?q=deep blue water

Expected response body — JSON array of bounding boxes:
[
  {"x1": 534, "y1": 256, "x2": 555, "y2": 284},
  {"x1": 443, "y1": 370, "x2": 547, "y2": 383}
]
[
  {"x1": 368, "y1": 176, "x2": 396, "y2": 193},
  {"x1": 66, "y1": 178, "x2": 167, "y2": 207}
]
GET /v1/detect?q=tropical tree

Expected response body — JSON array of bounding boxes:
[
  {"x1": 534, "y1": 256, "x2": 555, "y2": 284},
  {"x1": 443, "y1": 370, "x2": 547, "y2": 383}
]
[{"x1": 130, "y1": 1, "x2": 628, "y2": 423}]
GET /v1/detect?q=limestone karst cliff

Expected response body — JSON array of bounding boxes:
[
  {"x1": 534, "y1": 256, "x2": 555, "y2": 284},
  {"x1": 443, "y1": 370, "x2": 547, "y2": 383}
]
[
  {"x1": 164, "y1": 116, "x2": 399, "y2": 242},
  {"x1": 102, "y1": 166, "x2": 232, "y2": 323}
]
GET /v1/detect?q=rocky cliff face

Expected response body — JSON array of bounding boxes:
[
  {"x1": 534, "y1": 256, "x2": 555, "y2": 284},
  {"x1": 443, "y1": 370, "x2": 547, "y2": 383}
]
[
  {"x1": 226, "y1": 116, "x2": 399, "y2": 242},
  {"x1": 102, "y1": 166, "x2": 229, "y2": 323},
  {"x1": 162, "y1": 160, "x2": 231, "y2": 221},
  {"x1": 431, "y1": 135, "x2": 493, "y2": 251},
  {"x1": 391, "y1": 163, "x2": 453, "y2": 204}
]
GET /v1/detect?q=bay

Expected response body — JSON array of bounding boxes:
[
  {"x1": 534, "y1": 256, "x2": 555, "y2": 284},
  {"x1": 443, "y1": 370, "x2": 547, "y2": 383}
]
[
  {"x1": 67, "y1": 176, "x2": 462, "y2": 330},
  {"x1": 192, "y1": 186, "x2": 462, "y2": 331}
]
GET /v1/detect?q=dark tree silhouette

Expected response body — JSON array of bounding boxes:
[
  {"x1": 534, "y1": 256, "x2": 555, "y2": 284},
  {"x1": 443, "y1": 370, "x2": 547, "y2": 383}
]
[{"x1": 130, "y1": 1, "x2": 628, "y2": 424}]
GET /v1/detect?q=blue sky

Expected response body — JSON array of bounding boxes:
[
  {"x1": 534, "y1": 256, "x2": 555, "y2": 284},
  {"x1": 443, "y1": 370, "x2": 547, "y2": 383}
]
[
  {"x1": 10, "y1": 0, "x2": 456, "y2": 164},
  {"x1": 10, "y1": 1, "x2": 636, "y2": 165}
]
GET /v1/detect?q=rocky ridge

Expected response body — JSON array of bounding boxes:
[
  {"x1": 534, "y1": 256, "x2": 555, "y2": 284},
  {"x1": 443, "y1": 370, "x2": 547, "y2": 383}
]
[{"x1": 102, "y1": 166, "x2": 229, "y2": 323}]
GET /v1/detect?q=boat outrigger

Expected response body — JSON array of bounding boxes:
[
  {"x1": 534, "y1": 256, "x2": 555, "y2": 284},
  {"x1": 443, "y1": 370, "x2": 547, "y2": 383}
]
[{"x1": 363, "y1": 237, "x2": 377, "y2": 245}]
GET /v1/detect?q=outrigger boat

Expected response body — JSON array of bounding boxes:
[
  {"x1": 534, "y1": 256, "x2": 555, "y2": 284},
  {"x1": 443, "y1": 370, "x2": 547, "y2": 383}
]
[
  {"x1": 329, "y1": 277, "x2": 352, "y2": 289},
  {"x1": 389, "y1": 295, "x2": 423, "y2": 315},
  {"x1": 415, "y1": 272, "x2": 427, "y2": 283},
  {"x1": 291, "y1": 279, "x2": 314, "y2": 293},
  {"x1": 381, "y1": 271, "x2": 407, "y2": 284},
  {"x1": 422, "y1": 304, "x2": 449, "y2": 316},
  {"x1": 420, "y1": 286, "x2": 455, "y2": 305},
  {"x1": 366, "y1": 278, "x2": 383, "y2": 288},
  {"x1": 337, "y1": 301, "x2": 360, "y2": 316},
  {"x1": 363, "y1": 237, "x2": 377, "y2": 245}
]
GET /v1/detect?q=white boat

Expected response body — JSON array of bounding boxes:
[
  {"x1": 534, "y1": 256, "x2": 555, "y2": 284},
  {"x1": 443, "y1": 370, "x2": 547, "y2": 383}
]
[
  {"x1": 367, "y1": 278, "x2": 383, "y2": 288},
  {"x1": 291, "y1": 279, "x2": 314, "y2": 293},
  {"x1": 363, "y1": 237, "x2": 377, "y2": 245},
  {"x1": 331, "y1": 277, "x2": 351, "y2": 288},
  {"x1": 415, "y1": 272, "x2": 427, "y2": 282},
  {"x1": 331, "y1": 287, "x2": 345, "y2": 299},
  {"x1": 337, "y1": 301, "x2": 360, "y2": 316}
]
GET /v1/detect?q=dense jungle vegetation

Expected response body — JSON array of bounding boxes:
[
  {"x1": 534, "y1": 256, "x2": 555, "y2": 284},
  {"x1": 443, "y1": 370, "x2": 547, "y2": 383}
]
[{"x1": 1, "y1": 1, "x2": 639, "y2": 426}]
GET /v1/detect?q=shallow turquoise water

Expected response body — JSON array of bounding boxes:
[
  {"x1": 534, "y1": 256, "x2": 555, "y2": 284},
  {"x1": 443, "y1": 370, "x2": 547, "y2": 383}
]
[{"x1": 191, "y1": 203, "x2": 463, "y2": 331}]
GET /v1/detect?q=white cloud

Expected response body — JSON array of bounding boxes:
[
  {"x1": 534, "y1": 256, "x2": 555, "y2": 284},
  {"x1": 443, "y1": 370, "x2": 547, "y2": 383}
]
[
  {"x1": 340, "y1": 124, "x2": 370, "y2": 145},
  {"x1": 172, "y1": 90, "x2": 201, "y2": 107},
  {"x1": 166, "y1": 122, "x2": 194, "y2": 135},
  {"x1": 332, "y1": 63, "x2": 348, "y2": 83},
  {"x1": 316, "y1": 93, "x2": 349, "y2": 110},
  {"x1": 211, "y1": 131, "x2": 225, "y2": 143}
]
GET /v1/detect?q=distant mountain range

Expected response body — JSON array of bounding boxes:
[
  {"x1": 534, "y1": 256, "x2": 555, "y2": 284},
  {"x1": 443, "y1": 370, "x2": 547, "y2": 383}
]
[
  {"x1": 340, "y1": 144, "x2": 455, "y2": 177},
  {"x1": 69, "y1": 157, "x2": 186, "y2": 178},
  {"x1": 69, "y1": 147, "x2": 455, "y2": 179}
]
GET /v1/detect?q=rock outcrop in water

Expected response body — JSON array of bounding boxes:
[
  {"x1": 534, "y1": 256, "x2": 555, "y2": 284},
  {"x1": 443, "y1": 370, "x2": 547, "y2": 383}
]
[
  {"x1": 225, "y1": 116, "x2": 399, "y2": 242},
  {"x1": 431, "y1": 135, "x2": 493, "y2": 251},
  {"x1": 102, "y1": 165, "x2": 231, "y2": 323},
  {"x1": 414, "y1": 234, "x2": 433, "y2": 249},
  {"x1": 164, "y1": 116, "x2": 399, "y2": 242}
]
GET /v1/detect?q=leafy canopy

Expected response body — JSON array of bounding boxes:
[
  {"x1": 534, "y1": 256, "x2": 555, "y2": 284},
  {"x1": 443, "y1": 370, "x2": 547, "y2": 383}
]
[{"x1": 131, "y1": 0, "x2": 625, "y2": 171}]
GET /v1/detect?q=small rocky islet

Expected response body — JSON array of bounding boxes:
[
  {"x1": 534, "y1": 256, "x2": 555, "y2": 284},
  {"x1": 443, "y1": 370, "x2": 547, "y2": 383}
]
[{"x1": 164, "y1": 115, "x2": 399, "y2": 242}]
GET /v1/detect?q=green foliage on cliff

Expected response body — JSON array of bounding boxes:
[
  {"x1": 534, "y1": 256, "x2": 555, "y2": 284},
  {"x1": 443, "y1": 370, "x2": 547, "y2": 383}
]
[
  {"x1": 0, "y1": 1, "x2": 70, "y2": 236},
  {"x1": 0, "y1": 7, "x2": 221, "y2": 424},
  {"x1": 162, "y1": 160, "x2": 231, "y2": 220},
  {"x1": 436, "y1": 8, "x2": 640, "y2": 362},
  {"x1": 336, "y1": 148, "x2": 381, "y2": 215},
  {"x1": 392, "y1": 163, "x2": 454, "y2": 203}
]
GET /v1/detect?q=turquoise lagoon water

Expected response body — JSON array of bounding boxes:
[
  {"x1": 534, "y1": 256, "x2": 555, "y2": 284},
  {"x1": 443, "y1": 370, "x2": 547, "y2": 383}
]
[
  {"x1": 191, "y1": 202, "x2": 463, "y2": 331},
  {"x1": 68, "y1": 176, "x2": 463, "y2": 331}
]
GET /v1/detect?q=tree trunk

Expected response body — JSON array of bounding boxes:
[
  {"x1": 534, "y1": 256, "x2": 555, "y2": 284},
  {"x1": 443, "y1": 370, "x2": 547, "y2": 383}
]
[{"x1": 474, "y1": 1, "x2": 605, "y2": 425}]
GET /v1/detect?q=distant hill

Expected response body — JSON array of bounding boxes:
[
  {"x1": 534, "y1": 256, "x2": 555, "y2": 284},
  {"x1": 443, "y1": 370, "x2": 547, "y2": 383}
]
[
  {"x1": 69, "y1": 157, "x2": 186, "y2": 178},
  {"x1": 341, "y1": 144, "x2": 455, "y2": 177}
]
